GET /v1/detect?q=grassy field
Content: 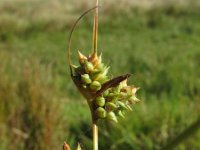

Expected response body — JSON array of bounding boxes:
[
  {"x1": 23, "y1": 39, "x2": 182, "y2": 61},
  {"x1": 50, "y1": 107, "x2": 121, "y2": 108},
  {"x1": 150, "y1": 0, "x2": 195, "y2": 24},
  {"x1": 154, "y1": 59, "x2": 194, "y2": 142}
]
[{"x1": 0, "y1": 0, "x2": 200, "y2": 150}]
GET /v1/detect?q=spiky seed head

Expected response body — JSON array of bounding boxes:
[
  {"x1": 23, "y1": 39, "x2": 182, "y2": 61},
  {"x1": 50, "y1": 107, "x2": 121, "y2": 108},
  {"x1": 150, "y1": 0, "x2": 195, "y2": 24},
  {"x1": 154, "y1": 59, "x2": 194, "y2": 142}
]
[{"x1": 71, "y1": 50, "x2": 140, "y2": 123}]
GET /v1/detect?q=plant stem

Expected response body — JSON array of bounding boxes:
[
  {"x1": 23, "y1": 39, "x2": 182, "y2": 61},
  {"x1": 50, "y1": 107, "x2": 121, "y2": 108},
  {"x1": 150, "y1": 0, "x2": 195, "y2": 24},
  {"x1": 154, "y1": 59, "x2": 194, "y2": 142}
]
[
  {"x1": 93, "y1": 0, "x2": 98, "y2": 52},
  {"x1": 161, "y1": 117, "x2": 200, "y2": 150},
  {"x1": 93, "y1": 123, "x2": 98, "y2": 150},
  {"x1": 92, "y1": 0, "x2": 99, "y2": 149}
]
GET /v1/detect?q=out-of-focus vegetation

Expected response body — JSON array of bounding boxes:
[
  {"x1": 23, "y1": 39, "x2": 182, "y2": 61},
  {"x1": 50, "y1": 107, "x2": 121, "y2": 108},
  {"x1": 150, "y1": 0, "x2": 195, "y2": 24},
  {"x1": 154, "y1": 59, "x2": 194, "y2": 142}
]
[{"x1": 0, "y1": 0, "x2": 200, "y2": 149}]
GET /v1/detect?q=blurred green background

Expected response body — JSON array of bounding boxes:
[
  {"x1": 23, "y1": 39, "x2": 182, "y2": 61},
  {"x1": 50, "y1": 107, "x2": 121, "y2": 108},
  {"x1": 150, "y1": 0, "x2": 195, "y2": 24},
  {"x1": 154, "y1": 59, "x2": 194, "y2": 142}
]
[{"x1": 0, "y1": 0, "x2": 200, "y2": 149}]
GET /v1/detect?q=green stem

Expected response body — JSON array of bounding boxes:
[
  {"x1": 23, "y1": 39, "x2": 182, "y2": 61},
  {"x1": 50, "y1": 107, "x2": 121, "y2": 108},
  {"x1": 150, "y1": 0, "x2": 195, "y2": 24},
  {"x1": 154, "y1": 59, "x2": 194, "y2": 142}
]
[
  {"x1": 161, "y1": 117, "x2": 200, "y2": 150},
  {"x1": 93, "y1": 0, "x2": 98, "y2": 52},
  {"x1": 92, "y1": 1, "x2": 99, "y2": 149},
  {"x1": 93, "y1": 123, "x2": 98, "y2": 150}
]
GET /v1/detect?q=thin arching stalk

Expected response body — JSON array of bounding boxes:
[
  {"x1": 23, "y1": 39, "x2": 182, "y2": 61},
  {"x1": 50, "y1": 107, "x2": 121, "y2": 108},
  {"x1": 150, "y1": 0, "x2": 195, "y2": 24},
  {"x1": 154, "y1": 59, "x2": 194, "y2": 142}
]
[{"x1": 67, "y1": 6, "x2": 98, "y2": 76}]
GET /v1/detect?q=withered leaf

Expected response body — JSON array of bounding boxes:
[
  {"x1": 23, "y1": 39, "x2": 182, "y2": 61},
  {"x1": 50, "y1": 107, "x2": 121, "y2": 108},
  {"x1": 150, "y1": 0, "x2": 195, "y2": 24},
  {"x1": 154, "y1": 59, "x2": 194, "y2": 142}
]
[{"x1": 95, "y1": 74, "x2": 131, "y2": 97}]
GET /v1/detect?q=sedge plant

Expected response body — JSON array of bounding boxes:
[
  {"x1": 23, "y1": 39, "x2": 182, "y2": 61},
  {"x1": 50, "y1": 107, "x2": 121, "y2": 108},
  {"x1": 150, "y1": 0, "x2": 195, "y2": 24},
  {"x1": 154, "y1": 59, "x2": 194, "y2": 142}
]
[{"x1": 65, "y1": 0, "x2": 140, "y2": 149}]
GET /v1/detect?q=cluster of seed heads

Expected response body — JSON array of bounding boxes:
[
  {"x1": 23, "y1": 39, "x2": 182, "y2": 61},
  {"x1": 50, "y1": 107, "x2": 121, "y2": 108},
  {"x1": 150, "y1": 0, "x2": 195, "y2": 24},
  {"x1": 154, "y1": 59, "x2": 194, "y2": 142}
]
[{"x1": 71, "y1": 51, "x2": 140, "y2": 123}]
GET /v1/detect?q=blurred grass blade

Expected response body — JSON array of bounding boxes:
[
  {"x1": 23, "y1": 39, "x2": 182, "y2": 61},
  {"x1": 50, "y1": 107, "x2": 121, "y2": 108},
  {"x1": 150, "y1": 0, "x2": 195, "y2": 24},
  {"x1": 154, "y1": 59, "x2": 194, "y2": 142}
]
[{"x1": 161, "y1": 117, "x2": 200, "y2": 150}]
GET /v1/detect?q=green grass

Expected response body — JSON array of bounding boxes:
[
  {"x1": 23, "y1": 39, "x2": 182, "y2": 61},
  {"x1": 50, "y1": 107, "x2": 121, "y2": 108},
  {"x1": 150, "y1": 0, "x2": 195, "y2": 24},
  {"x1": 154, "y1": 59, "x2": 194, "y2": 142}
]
[{"x1": 0, "y1": 3, "x2": 200, "y2": 150}]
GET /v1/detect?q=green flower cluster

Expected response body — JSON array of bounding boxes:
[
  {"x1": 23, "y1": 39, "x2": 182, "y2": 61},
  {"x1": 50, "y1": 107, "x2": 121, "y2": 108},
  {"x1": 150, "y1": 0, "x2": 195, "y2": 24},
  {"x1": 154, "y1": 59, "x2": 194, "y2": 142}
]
[{"x1": 72, "y1": 51, "x2": 140, "y2": 123}]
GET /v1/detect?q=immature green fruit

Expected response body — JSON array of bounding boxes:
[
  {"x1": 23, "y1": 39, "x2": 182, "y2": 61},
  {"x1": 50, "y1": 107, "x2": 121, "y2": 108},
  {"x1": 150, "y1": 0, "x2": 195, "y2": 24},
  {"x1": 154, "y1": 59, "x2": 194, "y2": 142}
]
[
  {"x1": 84, "y1": 61, "x2": 94, "y2": 72},
  {"x1": 95, "y1": 96, "x2": 105, "y2": 107},
  {"x1": 107, "y1": 111, "x2": 118, "y2": 123},
  {"x1": 94, "y1": 53, "x2": 102, "y2": 67},
  {"x1": 126, "y1": 104, "x2": 133, "y2": 111},
  {"x1": 78, "y1": 51, "x2": 87, "y2": 64},
  {"x1": 107, "y1": 93, "x2": 118, "y2": 102},
  {"x1": 90, "y1": 81, "x2": 101, "y2": 91},
  {"x1": 96, "y1": 107, "x2": 106, "y2": 118},
  {"x1": 105, "y1": 102, "x2": 117, "y2": 111},
  {"x1": 113, "y1": 85, "x2": 121, "y2": 93},
  {"x1": 129, "y1": 96, "x2": 140, "y2": 103},
  {"x1": 81, "y1": 74, "x2": 92, "y2": 84},
  {"x1": 119, "y1": 92, "x2": 129, "y2": 99},
  {"x1": 103, "y1": 90, "x2": 109, "y2": 97},
  {"x1": 117, "y1": 101, "x2": 128, "y2": 110},
  {"x1": 107, "y1": 93, "x2": 116, "y2": 98},
  {"x1": 117, "y1": 110, "x2": 125, "y2": 118},
  {"x1": 96, "y1": 75, "x2": 109, "y2": 84},
  {"x1": 91, "y1": 66, "x2": 109, "y2": 81}
]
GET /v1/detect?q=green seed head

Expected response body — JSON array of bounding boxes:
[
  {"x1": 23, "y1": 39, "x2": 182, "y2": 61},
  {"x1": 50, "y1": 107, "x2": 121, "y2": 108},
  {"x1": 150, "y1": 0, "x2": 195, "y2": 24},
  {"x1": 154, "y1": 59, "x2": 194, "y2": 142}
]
[
  {"x1": 96, "y1": 107, "x2": 106, "y2": 118},
  {"x1": 90, "y1": 81, "x2": 101, "y2": 91},
  {"x1": 117, "y1": 101, "x2": 128, "y2": 110},
  {"x1": 92, "y1": 66, "x2": 109, "y2": 80},
  {"x1": 103, "y1": 90, "x2": 109, "y2": 97},
  {"x1": 105, "y1": 102, "x2": 117, "y2": 111},
  {"x1": 81, "y1": 74, "x2": 92, "y2": 84},
  {"x1": 95, "y1": 75, "x2": 109, "y2": 84},
  {"x1": 78, "y1": 51, "x2": 87, "y2": 64},
  {"x1": 129, "y1": 96, "x2": 140, "y2": 103},
  {"x1": 95, "y1": 96, "x2": 105, "y2": 107},
  {"x1": 107, "y1": 111, "x2": 118, "y2": 123},
  {"x1": 84, "y1": 61, "x2": 94, "y2": 72},
  {"x1": 117, "y1": 110, "x2": 125, "y2": 118},
  {"x1": 126, "y1": 104, "x2": 133, "y2": 111}
]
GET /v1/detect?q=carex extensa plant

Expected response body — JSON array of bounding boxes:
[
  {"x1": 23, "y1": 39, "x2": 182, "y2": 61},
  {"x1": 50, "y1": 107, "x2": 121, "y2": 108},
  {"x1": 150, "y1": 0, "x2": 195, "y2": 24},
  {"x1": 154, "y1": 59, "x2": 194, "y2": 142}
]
[{"x1": 66, "y1": 0, "x2": 140, "y2": 150}]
